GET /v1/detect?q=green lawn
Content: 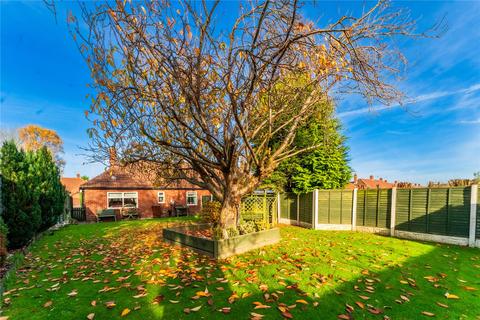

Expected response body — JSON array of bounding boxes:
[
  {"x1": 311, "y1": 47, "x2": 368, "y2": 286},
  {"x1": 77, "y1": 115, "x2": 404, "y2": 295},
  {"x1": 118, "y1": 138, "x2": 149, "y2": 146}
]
[{"x1": 1, "y1": 218, "x2": 479, "y2": 319}]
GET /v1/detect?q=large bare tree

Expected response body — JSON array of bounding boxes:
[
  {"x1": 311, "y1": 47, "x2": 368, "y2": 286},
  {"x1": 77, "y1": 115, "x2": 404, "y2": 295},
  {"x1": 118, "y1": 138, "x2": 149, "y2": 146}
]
[{"x1": 68, "y1": 0, "x2": 435, "y2": 236}]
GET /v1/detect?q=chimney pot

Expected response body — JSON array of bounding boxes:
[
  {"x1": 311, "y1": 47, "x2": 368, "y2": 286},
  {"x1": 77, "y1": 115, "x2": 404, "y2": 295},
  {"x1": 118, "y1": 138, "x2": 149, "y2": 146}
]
[
  {"x1": 76, "y1": 173, "x2": 80, "y2": 178},
  {"x1": 379, "y1": 177, "x2": 383, "y2": 181},
  {"x1": 353, "y1": 173, "x2": 358, "y2": 184},
  {"x1": 369, "y1": 175, "x2": 374, "y2": 180}
]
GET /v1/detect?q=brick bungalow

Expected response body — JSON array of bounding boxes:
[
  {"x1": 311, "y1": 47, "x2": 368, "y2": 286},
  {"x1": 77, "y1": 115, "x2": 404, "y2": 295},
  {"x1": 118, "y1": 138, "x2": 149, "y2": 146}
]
[
  {"x1": 80, "y1": 166, "x2": 212, "y2": 222},
  {"x1": 61, "y1": 174, "x2": 86, "y2": 207}
]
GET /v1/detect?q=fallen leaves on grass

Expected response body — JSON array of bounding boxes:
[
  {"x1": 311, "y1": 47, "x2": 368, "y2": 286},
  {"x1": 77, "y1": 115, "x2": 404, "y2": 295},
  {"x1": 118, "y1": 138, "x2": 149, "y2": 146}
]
[
  {"x1": 121, "y1": 308, "x2": 130, "y2": 317},
  {"x1": 67, "y1": 289, "x2": 78, "y2": 297},
  {"x1": 43, "y1": 300, "x2": 53, "y2": 308},
  {"x1": 86, "y1": 313, "x2": 95, "y2": 320},
  {"x1": 421, "y1": 311, "x2": 435, "y2": 317},
  {"x1": 444, "y1": 292, "x2": 459, "y2": 299}
]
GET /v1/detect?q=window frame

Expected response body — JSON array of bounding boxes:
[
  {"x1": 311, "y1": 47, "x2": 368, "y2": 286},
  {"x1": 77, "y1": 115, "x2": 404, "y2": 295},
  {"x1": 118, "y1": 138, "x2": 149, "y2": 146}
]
[
  {"x1": 186, "y1": 191, "x2": 198, "y2": 206},
  {"x1": 157, "y1": 191, "x2": 166, "y2": 204},
  {"x1": 107, "y1": 192, "x2": 138, "y2": 209}
]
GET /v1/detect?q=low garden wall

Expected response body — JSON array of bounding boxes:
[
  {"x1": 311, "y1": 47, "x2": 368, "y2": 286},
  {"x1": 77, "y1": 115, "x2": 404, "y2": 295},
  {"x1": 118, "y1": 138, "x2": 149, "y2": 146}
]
[{"x1": 163, "y1": 224, "x2": 280, "y2": 259}]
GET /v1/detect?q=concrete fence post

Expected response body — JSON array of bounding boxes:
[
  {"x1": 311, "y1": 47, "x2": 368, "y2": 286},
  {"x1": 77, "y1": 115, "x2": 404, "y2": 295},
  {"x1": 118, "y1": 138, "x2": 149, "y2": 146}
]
[
  {"x1": 352, "y1": 188, "x2": 358, "y2": 231},
  {"x1": 313, "y1": 189, "x2": 319, "y2": 230},
  {"x1": 297, "y1": 194, "x2": 300, "y2": 225},
  {"x1": 390, "y1": 187, "x2": 397, "y2": 237},
  {"x1": 277, "y1": 193, "x2": 281, "y2": 225},
  {"x1": 469, "y1": 184, "x2": 478, "y2": 247}
]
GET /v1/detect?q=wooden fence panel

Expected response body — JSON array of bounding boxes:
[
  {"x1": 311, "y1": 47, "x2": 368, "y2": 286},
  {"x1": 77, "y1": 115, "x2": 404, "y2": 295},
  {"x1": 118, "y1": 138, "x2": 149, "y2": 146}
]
[
  {"x1": 317, "y1": 191, "x2": 330, "y2": 224},
  {"x1": 428, "y1": 188, "x2": 448, "y2": 235},
  {"x1": 355, "y1": 189, "x2": 391, "y2": 228},
  {"x1": 280, "y1": 193, "x2": 297, "y2": 221},
  {"x1": 377, "y1": 189, "x2": 391, "y2": 228},
  {"x1": 317, "y1": 190, "x2": 353, "y2": 225},
  {"x1": 395, "y1": 189, "x2": 411, "y2": 231},
  {"x1": 329, "y1": 191, "x2": 342, "y2": 224},
  {"x1": 448, "y1": 187, "x2": 470, "y2": 237},
  {"x1": 409, "y1": 189, "x2": 428, "y2": 233},
  {"x1": 395, "y1": 187, "x2": 470, "y2": 237},
  {"x1": 299, "y1": 192, "x2": 313, "y2": 224}
]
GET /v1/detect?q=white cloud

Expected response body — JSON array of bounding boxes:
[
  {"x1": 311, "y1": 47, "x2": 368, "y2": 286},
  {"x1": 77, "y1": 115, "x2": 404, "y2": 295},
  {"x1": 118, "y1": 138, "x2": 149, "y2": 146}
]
[
  {"x1": 337, "y1": 83, "x2": 480, "y2": 118},
  {"x1": 458, "y1": 118, "x2": 480, "y2": 125}
]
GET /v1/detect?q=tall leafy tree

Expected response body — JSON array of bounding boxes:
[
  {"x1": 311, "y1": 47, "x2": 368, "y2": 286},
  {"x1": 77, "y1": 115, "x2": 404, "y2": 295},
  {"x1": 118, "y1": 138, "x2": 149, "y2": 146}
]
[
  {"x1": 263, "y1": 105, "x2": 351, "y2": 193},
  {"x1": 31, "y1": 147, "x2": 66, "y2": 230},
  {"x1": 0, "y1": 141, "x2": 41, "y2": 248},
  {"x1": 18, "y1": 125, "x2": 65, "y2": 170}
]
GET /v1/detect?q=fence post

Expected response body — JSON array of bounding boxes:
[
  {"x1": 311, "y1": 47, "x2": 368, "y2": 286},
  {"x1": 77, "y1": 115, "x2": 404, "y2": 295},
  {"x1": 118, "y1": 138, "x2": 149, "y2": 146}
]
[
  {"x1": 390, "y1": 187, "x2": 397, "y2": 237},
  {"x1": 352, "y1": 188, "x2": 358, "y2": 231},
  {"x1": 277, "y1": 193, "x2": 281, "y2": 225},
  {"x1": 297, "y1": 194, "x2": 300, "y2": 225},
  {"x1": 469, "y1": 184, "x2": 478, "y2": 247},
  {"x1": 313, "y1": 189, "x2": 319, "y2": 230}
]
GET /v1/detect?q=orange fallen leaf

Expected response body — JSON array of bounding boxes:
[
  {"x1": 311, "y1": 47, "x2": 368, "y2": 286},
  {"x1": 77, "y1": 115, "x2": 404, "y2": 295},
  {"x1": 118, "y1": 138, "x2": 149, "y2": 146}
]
[
  {"x1": 105, "y1": 301, "x2": 116, "y2": 308},
  {"x1": 43, "y1": 300, "x2": 53, "y2": 308},
  {"x1": 296, "y1": 299, "x2": 308, "y2": 305},
  {"x1": 421, "y1": 311, "x2": 435, "y2": 317},
  {"x1": 358, "y1": 295, "x2": 370, "y2": 300},
  {"x1": 259, "y1": 284, "x2": 268, "y2": 292},
  {"x1": 121, "y1": 308, "x2": 130, "y2": 317},
  {"x1": 462, "y1": 286, "x2": 477, "y2": 291},
  {"x1": 337, "y1": 315, "x2": 350, "y2": 320},
  {"x1": 444, "y1": 293, "x2": 459, "y2": 299},
  {"x1": 355, "y1": 301, "x2": 364, "y2": 309},
  {"x1": 367, "y1": 307, "x2": 383, "y2": 315}
]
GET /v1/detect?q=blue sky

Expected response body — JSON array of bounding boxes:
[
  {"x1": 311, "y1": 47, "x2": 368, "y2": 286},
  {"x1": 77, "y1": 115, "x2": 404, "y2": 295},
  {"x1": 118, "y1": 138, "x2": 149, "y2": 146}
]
[{"x1": 1, "y1": 1, "x2": 479, "y2": 184}]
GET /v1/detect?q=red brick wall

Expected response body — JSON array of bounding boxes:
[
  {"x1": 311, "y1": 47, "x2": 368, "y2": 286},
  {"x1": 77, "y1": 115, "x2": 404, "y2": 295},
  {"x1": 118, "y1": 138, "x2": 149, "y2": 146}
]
[{"x1": 83, "y1": 188, "x2": 211, "y2": 222}]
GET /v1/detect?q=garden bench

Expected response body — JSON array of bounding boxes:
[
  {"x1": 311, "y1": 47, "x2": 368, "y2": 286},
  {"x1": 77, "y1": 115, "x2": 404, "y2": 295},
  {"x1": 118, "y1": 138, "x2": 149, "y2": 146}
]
[
  {"x1": 97, "y1": 209, "x2": 117, "y2": 222},
  {"x1": 121, "y1": 207, "x2": 139, "y2": 220}
]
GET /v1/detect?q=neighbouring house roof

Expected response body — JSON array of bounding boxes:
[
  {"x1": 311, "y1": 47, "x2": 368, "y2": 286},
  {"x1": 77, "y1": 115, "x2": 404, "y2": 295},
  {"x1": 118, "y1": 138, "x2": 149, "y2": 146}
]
[
  {"x1": 357, "y1": 178, "x2": 394, "y2": 189},
  {"x1": 81, "y1": 165, "x2": 204, "y2": 190},
  {"x1": 61, "y1": 176, "x2": 86, "y2": 195}
]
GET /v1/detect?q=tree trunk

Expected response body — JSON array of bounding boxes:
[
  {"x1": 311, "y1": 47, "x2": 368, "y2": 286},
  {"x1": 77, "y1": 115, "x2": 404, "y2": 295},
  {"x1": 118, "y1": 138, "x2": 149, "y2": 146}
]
[{"x1": 218, "y1": 190, "x2": 241, "y2": 238}]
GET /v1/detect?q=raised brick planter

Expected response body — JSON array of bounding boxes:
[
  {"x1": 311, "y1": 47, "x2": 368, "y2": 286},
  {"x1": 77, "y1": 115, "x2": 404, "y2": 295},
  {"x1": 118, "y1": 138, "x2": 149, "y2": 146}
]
[{"x1": 162, "y1": 224, "x2": 280, "y2": 259}]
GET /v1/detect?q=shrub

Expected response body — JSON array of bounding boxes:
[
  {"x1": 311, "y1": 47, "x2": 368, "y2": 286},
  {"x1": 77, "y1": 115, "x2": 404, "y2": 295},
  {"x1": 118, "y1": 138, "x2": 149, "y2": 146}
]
[
  {"x1": 199, "y1": 201, "x2": 222, "y2": 227},
  {"x1": 239, "y1": 221, "x2": 257, "y2": 235},
  {"x1": 0, "y1": 141, "x2": 67, "y2": 248},
  {"x1": 226, "y1": 227, "x2": 239, "y2": 238}
]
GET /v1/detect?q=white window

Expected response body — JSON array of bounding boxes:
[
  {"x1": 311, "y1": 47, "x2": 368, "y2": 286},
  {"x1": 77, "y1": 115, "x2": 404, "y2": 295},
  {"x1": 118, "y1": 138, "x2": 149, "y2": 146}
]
[
  {"x1": 186, "y1": 191, "x2": 197, "y2": 206},
  {"x1": 158, "y1": 191, "x2": 166, "y2": 204},
  {"x1": 107, "y1": 192, "x2": 138, "y2": 209}
]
